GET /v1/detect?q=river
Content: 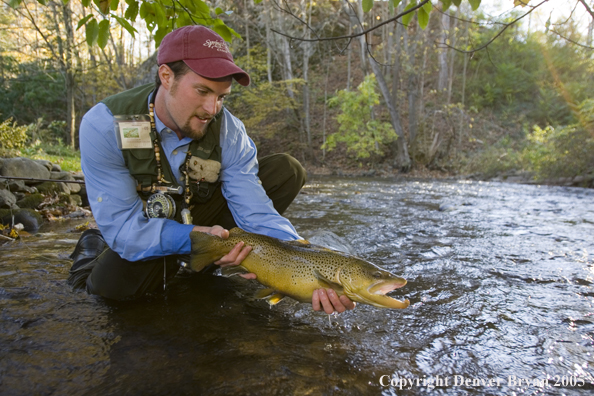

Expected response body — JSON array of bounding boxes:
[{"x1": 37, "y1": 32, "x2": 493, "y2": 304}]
[{"x1": 1, "y1": 177, "x2": 593, "y2": 395}]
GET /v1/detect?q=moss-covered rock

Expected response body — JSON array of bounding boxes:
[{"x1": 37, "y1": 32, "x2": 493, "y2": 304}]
[
  {"x1": 36, "y1": 181, "x2": 70, "y2": 195},
  {"x1": 16, "y1": 193, "x2": 45, "y2": 209},
  {"x1": 59, "y1": 193, "x2": 82, "y2": 207},
  {"x1": 0, "y1": 208, "x2": 44, "y2": 232}
]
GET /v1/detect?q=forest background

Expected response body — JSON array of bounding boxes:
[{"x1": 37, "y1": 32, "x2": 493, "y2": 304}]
[{"x1": 1, "y1": 0, "x2": 593, "y2": 185}]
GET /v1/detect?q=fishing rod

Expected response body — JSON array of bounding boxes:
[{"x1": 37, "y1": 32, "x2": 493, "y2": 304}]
[{"x1": 0, "y1": 175, "x2": 85, "y2": 184}]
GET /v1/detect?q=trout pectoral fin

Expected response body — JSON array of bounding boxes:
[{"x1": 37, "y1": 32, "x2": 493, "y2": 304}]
[
  {"x1": 254, "y1": 288, "x2": 285, "y2": 305},
  {"x1": 314, "y1": 270, "x2": 344, "y2": 293},
  {"x1": 221, "y1": 265, "x2": 249, "y2": 277}
]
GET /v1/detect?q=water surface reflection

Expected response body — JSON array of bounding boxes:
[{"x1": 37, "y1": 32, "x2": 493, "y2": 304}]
[{"x1": 1, "y1": 178, "x2": 593, "y2": 395}]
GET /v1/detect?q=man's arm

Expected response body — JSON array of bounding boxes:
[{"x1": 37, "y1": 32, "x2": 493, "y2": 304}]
[
  {"x1": 80, "y1": 103, "x2": 194, "y2": 261},
  {"x1": 218, "y1": 111, "x2": 300, "y2": 240},
  {"x1": 217, "y1": 111, "x2": 355, "y2": 313}
]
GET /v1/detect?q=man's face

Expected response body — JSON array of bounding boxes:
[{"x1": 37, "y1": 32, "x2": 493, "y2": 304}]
[{"x1": 158, "y1": 67, "x2": 232, "y2": 140}]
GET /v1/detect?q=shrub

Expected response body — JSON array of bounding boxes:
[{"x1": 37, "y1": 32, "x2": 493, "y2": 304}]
[
  {"x1": 324, "y1": 74, "x2": 397, "y2": 160},
  {"x1": 0, "y1": 117, "x2": 28, "y2": 155}
]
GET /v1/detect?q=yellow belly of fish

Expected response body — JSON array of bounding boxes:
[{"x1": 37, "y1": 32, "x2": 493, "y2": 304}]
[{"x1": 239, "y1": 251, "x2": 335, "y2": 303}]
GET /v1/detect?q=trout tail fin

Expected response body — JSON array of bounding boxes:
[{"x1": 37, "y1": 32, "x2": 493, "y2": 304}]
[{"x1": 189, "y1": 231, "x2": 226, "y2": 272}]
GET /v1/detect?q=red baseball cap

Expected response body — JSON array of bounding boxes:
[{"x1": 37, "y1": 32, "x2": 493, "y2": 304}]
[{"x1": 157, "y1": 25, "x2": 250, "y2": 86}]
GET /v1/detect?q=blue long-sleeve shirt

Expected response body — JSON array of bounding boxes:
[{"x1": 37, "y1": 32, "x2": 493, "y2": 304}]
[{"x1": 80, "y1": 101, "x2": 300, "y2": 262}]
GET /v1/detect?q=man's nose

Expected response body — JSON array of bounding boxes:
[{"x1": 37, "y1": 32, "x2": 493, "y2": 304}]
[{"x1": 203, "y1": 95, "x2": 218, "y2": 116}]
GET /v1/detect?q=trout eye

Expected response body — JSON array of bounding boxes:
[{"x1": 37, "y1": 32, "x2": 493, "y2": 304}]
[{"x1": 372, "y1": 271, "x2": 383, "y2": 279}]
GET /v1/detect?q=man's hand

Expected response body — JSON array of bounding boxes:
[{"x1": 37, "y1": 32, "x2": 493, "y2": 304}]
[
  {"x1": 192, "y1": 225, "x2": 255, "y2": 279},
  {"x1": 312, "y1": 289, "x2": 356, "y2": 314}
]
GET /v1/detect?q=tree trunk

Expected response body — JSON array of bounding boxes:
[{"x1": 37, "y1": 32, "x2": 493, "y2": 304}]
[
  {"x1": 391, "y1": 2, "x2": 403, "y2": 107},
  {"x1": 265, "y1": 4, "x2": 273, "y2": 83},
  {"x1": 357, "y1": 0, "x2": 367, "y2": 73},
  {"x1": 438, "y1": 11, "x2": 450, "y2": 92},
  {"x1": 446, "y1": 8, "x2": 460, "y2": 104},
  {"x1": 244, "y1": 0, "x2": 251, "y2": 73},
  {"x1": 322, "y1": 50, "x2": 331, "y2": 161},
  {"x1": 347, "y1": 23, "x2": 352, "y2": 90},
  {"x1": 406, "y1": 24, "x2": 419, "y2": 147},
  {"x1": 302, "y1": 0, "x2": 315, "y2": 163},
  {"x1": 368, "y1": 58, "x2": 411, "y2": 171}
]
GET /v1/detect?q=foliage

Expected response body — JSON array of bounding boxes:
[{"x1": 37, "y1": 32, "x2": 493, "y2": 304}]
[
  {"x1": 0, "y1": 61, "x2": 66, "y2": 126},
  {"x1": 7, "y1": 0, "x2": 240, "y2": 48},
  {"x1": 462, "y1": 136, "x2": 526, "y2": 178},
  {"x1": 229, "y1": 80, "x2": 302, "y2": 139},
  {"x1": 460, "y1": 17, "x2": 594, "y2": 129},
  {"x1": 0, "y1": 118, "x2": 28, "y2": 156},
  {"x1": 324, "y1": 74, "x2": 397, "y2": 160},
  {"x1": 18, "y1": 142, "x2": 82, "y2": 172},
  {"x1": 522, "y1": 124, "x2": 594, "y2": 180},
  {"x1": 227, "y1": 45, "x2": 302, "y2": 139}
]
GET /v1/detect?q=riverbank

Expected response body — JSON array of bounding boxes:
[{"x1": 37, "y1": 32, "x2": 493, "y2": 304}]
[
  {"x1": 2, "y1": 154, "x2": 593, "y2": 240},
  {"x1": 304, "y1": 163, "x2": 594, "y2": 189}
]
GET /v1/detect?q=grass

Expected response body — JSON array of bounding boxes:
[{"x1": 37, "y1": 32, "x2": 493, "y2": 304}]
[{"x1": 18, "y1": 144, "x2": 82, "y2": 172}]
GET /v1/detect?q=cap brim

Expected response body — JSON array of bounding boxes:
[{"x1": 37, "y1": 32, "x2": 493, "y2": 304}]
[{"x1": 184, "y1": 58, "x2": 250, "y2": 86}]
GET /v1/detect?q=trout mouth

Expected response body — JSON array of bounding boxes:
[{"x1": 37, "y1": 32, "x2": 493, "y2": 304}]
[{"x1": 361, "y1": 278, "x2": 410, "y2": 309}]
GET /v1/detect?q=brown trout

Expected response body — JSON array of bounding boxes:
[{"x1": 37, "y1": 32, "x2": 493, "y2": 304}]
[{"x1": 190, "y1": 228, "x2": 410, "y2": 309}]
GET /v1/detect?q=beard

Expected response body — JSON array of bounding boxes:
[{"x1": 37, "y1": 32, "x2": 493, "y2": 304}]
[{"x1": 178, "y1": 115, "x2": 211, "y2": 141}]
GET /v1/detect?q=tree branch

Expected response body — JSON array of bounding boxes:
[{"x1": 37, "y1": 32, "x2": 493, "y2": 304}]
[
  {"x1": 270, "y1": 0, "x2": 431, "y2": 43},
  {"x1": 440, "y1": 0, "x2": 547, "y2": 55},
  {"x1": 4, "y1": 0, "x2": 66, "y2": 69},
  {"x1": 550, "y1": 29, "x2": 594, "y2": 49},
  {"x1": 578, "y1": 0, "x2": 594, "y2": 21}
]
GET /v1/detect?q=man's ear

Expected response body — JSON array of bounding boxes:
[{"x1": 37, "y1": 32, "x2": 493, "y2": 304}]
[{"x1": 158, "y1": 64, "x2": 174, "y2": 90}]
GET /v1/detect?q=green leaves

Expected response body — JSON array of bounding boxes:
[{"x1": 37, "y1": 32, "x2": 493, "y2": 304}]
[
  {"x1": 401, "y1": 0, "x2": 417, "y2": 27},
  {"x1": 362, "y1": 0, "x2": 374, "y2": 13},
  {"x1": 325, "y1": 74, "x2": 397, "y2": 160},
  {"x1": 85, "y1": 18, "x2": 98, "y2": 47},
  {"x1": 111, "y1": 13, "x2": 138, "y2": 36},
  {"x1": 80, "y1": 15, "x2": 116, "y2": 48},
  {"x1": 124, "y1": 0, "x2": 139, "y2": 22},
  {"x1": 418, "y1": 1, "x2": 432, "y2": 30},
  {"x1": 93, "y1": 0, "x2": 111, "y2": 15},
  {"x1": 76, "y1": 14, "x2": 94, "y2": 31},
  {"x1": 468, "y1": 0, "x2": 481, "y2": 11},
  {"x1": 97, "y1": 19, "x2": 110, "y2": 48}
]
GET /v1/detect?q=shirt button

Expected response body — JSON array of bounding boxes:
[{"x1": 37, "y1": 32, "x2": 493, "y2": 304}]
[
  {"x1": 173, "y1": 150, "x2": 178, "y2": 155},
  {"x1": 179, "y1": 177, "x2": 184, "y2": 182},
  {"x1": 258, "y1": 179, "x2": 262, "y2": 185},
  {"x1": 97, "y1": 197, "x2": 103, "y2": 202}
]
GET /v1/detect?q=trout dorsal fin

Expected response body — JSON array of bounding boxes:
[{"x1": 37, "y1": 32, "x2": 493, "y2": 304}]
[
  {"x1": 314, "y1": 270, "x2": 344, "y2": 293},
  {"x1": 228, "y1": 227, "x2": 248, "y2": 236}
]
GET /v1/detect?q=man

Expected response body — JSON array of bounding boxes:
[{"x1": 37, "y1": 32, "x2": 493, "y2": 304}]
[{"x1": 69, "y1": 25, "x2": 354, "y2": 314}]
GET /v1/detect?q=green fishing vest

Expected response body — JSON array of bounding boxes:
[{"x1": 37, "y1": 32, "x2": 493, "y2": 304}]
[{"x1": 101, "y1": 83, "x2": 223, "y2": 221}]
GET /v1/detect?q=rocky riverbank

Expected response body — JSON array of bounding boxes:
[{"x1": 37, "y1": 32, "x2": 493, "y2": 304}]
[
  {"x1": 0, "y1": 157, "x2": 91, "y2": 236},
  {"x1": 2, "y1": 156, "x2": 592, "y2": 241},
  {"x1": 306, "y1": 163, "x2": 594, "y2": 189}
]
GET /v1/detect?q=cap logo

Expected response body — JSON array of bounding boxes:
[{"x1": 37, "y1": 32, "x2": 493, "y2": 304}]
[{"x1": 203, "y1": 39, "x2": 230, "y2": 54}]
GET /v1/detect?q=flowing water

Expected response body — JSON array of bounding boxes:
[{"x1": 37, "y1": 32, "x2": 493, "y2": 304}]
[{"x1": 1, "y1": 177, "x2": 593, "y2": 395}]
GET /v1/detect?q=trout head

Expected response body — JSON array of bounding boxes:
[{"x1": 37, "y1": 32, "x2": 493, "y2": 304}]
[{"x1": 340, "y1": 259, "x2": 410, "y2": 309}]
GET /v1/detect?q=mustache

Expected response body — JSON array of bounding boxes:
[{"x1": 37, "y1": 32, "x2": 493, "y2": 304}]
[{"x1": 195, "y1": 113, "x2": 213, "y2": 120}]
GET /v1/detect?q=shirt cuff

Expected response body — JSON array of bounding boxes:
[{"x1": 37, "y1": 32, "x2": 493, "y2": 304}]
[{"x1": 161, "y1": 221, "x2": 196, "y2": 255}]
